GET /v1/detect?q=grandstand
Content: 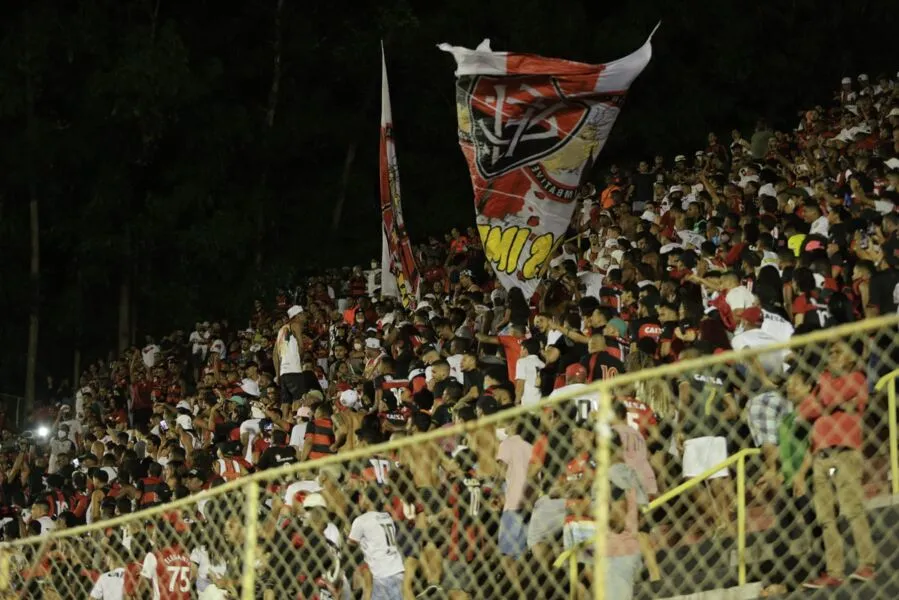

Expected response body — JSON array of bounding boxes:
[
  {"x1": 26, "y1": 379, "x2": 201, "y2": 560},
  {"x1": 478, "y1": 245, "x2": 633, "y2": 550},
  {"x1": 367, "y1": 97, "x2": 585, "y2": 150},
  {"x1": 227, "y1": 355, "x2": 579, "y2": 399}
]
[{"x1": 0, "y1": 72, "x2": 897, "y2": 600}]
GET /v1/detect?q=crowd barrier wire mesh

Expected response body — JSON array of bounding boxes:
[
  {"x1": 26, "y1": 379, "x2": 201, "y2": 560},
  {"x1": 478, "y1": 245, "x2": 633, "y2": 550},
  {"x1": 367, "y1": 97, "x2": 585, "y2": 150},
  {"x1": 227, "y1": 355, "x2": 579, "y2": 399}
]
[{"x1": 2, "y1": 314, "x2": 899, "y2": 600}]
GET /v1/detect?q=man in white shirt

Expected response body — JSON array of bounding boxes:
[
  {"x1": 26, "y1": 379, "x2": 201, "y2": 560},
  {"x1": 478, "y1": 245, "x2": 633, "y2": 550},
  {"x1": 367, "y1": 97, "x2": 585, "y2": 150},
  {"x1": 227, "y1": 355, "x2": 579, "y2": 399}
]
[
  {"x1": 274, "y1": 305, "x2": 307, "y2": 419},
  {"x1": 549, "y1": 363, "x2": 597, "y2": 424},
  {"x1": 29, "y1": 500, "x2": 56, "y2": 535},
  {"x1": 189, "y1": 323, "x2": 210, "y2": 362},
  {"x1": 515, "y1": 339, "x2": 545, "y2": 407},
  {"x1": 141, "y1": 337, "x2": 161, "y2": 369},
  {"x1": 90, "y1": 547, "x2": 130, "y2": 600},
  {"x1": 731, "y1": 307, "x2": 786, "y2": 379},
  {"x1": 803, "y1": 200, "x2": 829, "y2": 238},
  {"x1": 348, "y1": 488, "x2": 405, "y2": 600},
  {"x1": 290, "y1": 406, "x2": 311, "y2": 451}
]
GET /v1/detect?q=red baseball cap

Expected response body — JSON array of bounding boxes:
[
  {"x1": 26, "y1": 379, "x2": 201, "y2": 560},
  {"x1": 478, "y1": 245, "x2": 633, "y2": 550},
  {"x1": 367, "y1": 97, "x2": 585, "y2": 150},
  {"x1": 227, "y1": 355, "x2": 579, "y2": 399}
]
[{"x1": 565, "y1": 364, "x2": 587, "y2": 378}]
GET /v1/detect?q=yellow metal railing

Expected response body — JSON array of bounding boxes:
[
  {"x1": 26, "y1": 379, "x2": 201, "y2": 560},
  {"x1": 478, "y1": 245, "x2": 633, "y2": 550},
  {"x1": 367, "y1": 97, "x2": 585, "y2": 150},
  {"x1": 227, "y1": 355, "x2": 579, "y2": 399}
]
[
  {"x1": 645, "y1": 448, "x2": 761, "y2": 586},
  {"x1": 874, "y1": 367, "x2": 899, "y2": 497},
  {"x1": 560, "y1": 447, "x2": 761, "y2": 598}
]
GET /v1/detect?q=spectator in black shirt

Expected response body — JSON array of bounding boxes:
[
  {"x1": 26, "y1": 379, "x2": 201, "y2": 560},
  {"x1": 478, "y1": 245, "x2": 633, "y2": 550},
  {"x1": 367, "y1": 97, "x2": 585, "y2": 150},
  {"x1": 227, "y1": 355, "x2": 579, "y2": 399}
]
[
  {"x1": 256, "y1": 430, "x2": 298, "y2": 470},
  {"x1": 581, "y1": 334, "x2": 626, "y2": 383},
  {"x1": 459, "y1": 351, "x2": 483, "y2": 403}
]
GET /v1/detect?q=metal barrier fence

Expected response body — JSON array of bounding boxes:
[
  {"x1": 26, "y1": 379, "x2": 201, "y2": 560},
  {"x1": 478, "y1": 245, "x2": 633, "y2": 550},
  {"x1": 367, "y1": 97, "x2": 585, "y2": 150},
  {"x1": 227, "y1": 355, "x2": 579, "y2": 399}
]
[{"x1": 1, "y1": 315, "x2": 898, "y2": 599}]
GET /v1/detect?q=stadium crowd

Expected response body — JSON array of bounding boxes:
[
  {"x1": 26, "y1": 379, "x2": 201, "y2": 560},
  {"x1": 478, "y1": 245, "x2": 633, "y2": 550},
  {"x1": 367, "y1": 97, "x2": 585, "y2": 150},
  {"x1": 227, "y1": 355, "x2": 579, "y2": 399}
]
[{"x1": 1, "y1": 71, "x2": 899, "y2": 599}]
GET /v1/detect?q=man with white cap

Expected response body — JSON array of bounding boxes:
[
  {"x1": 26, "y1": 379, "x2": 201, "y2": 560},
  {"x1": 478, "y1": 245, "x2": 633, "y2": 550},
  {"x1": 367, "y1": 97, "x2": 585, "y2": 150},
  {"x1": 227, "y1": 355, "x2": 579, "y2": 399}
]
[
  {"x1": 290, "y1": 405, "x2": 313, "y2": 451},
  {"x1": 362, "y1": 337, "x2": 385, "y2": 380},
  {"x1": 332, "y1": 389, "x2": 365, "y2": 454},
  {"x1": 838, "y1": 76, "x2": 857, "y2": 106},
  {"x1": 275, "y1": 305, "x2": 307, "y2": 419},
  {"x1": 297, "y1": 492, "x2": 350, "y2": 600}
]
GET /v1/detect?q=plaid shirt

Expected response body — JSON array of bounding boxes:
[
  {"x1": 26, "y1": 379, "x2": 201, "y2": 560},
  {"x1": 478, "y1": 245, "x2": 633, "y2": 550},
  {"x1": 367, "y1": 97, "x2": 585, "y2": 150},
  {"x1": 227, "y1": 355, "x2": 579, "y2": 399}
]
[{"x1": 748, "y1": 391, "x2": 792, "y2": 446}]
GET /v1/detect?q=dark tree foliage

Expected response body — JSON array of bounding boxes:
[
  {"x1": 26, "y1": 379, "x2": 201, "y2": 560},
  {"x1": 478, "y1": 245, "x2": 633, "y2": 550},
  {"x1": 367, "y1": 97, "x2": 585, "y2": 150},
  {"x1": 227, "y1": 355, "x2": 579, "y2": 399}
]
[{"x1": 0, "y1": 0, "x2": 896, "y2": 389}]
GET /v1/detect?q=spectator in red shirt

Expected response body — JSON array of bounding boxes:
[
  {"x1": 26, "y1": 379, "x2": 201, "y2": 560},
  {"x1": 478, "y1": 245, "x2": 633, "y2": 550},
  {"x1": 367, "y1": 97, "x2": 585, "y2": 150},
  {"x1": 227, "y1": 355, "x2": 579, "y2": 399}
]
[{"x1": 795, "y1": 340, "x2": 876, "y2": 589}]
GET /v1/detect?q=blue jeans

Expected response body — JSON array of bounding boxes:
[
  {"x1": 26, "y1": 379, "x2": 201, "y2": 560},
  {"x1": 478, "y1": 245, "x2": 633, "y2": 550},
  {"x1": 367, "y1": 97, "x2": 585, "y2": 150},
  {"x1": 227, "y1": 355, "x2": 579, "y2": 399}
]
[{"x1": 499, "y1": 510, "x2": 528, "y2": 557}]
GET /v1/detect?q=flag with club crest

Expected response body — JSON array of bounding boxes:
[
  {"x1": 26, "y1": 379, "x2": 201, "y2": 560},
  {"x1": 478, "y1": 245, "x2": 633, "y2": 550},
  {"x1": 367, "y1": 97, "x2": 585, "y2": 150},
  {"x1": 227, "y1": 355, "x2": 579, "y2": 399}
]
[
  {"x1": 380, "y1": 44, "x2": 419, "y2": 307},
  {"x1": 438, "y1": 29, "x2": 656, "y2": 299}
]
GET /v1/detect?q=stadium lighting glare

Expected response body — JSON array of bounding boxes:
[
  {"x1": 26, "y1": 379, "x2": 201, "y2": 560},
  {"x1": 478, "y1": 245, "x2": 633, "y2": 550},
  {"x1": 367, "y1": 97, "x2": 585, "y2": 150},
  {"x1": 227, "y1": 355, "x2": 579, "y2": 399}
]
[{"x1": 36, "y1": 426, "x2": 49, "y2": 438}]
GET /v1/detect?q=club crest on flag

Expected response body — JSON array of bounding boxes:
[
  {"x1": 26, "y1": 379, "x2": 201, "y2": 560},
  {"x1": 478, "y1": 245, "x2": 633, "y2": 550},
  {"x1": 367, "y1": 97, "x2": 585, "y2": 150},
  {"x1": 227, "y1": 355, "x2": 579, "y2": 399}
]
[
  {"x1": 465, "y1": 76, "x2": 621, "y2": 181},
  {"x1": 440, "y1": 31, "x2": 656, "y2": 299}
]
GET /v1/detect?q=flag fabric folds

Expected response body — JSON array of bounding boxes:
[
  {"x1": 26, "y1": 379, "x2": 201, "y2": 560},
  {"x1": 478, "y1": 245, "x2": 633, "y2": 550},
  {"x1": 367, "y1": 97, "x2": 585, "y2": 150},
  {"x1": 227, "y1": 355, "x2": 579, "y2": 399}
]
[
  {"x1": 438, "y1": 31, "x2": 655, "y2": 299},
  {"x1": 380, "y1": 45, "x2": 419, "y2": 308}
]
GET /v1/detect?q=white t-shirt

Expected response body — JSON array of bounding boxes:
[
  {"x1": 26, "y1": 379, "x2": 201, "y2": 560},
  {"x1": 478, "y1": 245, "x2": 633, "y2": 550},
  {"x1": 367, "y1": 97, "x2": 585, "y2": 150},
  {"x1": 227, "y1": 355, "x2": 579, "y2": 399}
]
[
  {"x1": 549, "y1": 383, "x2": 598, "y2": 423},
  {"x1": 731, "y1": 328, "x2": 787, "y2": 376},
  {"x1": 324, "y1": 522, "x2": 342, "y2": 547},
  {"x1": 140, "y1": 553, "x2": 161, "y2": 600},
  {"x1": 189, "y1": 546, "x2": 228, "y2": 593},
  {"x1": 198, "y1": 585, "x2": 229, "y2": 600},
  {"x1": 289, "y1": 422, "x2": 308, "y2": 450},
  {"x1": 277, "y1": 326, "x2": 303, "y2": 375},
  {"x1": 284, "y1": 480, "x2": 322, "y2": 507},
  {"x1": 190, "y1": 331, "x2": 209, "y2": 360},
  {"x1": 348, "y1": 512, "x2": 405, "y2": 579},
  {"x1": 35, "y1": 516, "x2": 56, "y2": 535},
  {"x1": 809, "y1": 215, "x2": 829, "y2": 238},
  {"x1": 90, "y1": 568, "x2": 125, "y2": 600},
  {"x1": 142, "y1": 345, "x2": 161, "y2": 368},
  {"x1": 447, "y1": 354, "x2": 465, "y2": 384},
  {"x1": 210, "y1": 339, "x2": 226, "y2": 360},
  {"x1": 725, "y1": 286, "x2": 756, "y2": 312},
  {"x1": 579, "y1": 272, "x2": 605, "y2": 299},
  {"x1": 515, "y1": 355, "x2": 545, "y2": 407},
  {"x1": 760, "y1": 309, "x2": 794, "y2": 343}
]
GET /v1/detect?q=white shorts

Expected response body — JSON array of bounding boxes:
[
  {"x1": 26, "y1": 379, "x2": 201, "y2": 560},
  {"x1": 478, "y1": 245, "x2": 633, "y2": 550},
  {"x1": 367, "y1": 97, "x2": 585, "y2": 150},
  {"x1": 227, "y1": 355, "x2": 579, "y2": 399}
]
[{"x1": 682, "y1": 436, "x2": 729, "y2": 479}]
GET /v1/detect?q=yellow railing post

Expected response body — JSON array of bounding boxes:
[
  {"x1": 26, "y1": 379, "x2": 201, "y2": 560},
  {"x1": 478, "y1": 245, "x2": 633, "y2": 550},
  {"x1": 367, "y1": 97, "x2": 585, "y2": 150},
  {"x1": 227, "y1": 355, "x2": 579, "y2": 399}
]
[
  {"x1": 593, "y1": 384, "x2": 612, "y2": 600},
  {"x1": 736, "y1": 453, "x2": 747, "y2": 586},
  {"x1": 240, "y1": 480, "x2": 260, "y2": 600},
  {"x1": 874, "y1": 368, "x2": 899, "y2": 497},
  {"x1": 889, "y1": 379, "x2": 899, "y2": 497}
]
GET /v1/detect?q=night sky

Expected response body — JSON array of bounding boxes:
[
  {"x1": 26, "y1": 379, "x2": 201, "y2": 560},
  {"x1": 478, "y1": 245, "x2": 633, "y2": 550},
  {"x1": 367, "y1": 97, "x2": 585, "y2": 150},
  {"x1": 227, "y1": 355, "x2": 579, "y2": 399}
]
[{"x1": 0, "y1": 0, "x2": 896, "y2": 392}]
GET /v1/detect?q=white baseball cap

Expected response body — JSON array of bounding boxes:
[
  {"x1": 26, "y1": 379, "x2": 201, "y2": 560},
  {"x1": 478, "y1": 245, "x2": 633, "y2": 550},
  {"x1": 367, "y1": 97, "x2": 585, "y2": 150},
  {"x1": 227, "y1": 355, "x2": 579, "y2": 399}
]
[
  {"x1": 674, "y1": 154, "x2": 686, "y2": 162},
  {"x1": 302, "y1": 493, "x2": 328, "y2": 510},
  {"x1": 364, "y1": 337, "x2": 380, "y2": 350},
  {"x1": 295, "y1": 406, "x2": 313, "y2": 419},
  {"x1": 340, "y1": 389, "x2": 360, "y2": 409},
  {"x1": 176, "y1": 400, "x2": 191, "y2": 411},
  {"x1": 175, "y1": 414, "x2": 193, "y2": 431},
  {"x1": 287, "y1": 305, "x2": 304, "y2": 320},
  {"x1": 841, "y1": 77, "x2": 851, "y2": 84}
]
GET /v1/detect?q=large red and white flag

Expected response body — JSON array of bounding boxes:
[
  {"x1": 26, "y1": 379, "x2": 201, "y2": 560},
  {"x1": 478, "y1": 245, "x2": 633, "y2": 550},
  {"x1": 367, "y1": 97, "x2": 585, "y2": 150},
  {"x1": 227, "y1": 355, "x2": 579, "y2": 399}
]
[
  {"x1": 439, "y1": 30, "x2": 655, "y2": 299},
  {"x1": 380, "y1": 45, "x2": 419, "y2": 307}
]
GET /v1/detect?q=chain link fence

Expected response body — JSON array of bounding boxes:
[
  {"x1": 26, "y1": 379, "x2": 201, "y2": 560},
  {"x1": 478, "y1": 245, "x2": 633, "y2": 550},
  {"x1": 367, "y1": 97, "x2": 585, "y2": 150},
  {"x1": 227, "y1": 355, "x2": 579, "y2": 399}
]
[{"x1": 1, "y1": 315, "x2": 898, "y2": 600}]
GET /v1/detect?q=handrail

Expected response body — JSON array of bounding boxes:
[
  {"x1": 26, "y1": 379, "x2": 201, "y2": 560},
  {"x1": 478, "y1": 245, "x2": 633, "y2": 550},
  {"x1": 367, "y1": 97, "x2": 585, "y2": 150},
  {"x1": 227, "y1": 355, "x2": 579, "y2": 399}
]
[
  {"x1": 645, "y1": 448, "x2": 761, "y2": 512},
  {"x1": 874, "y1": 367, "x2": 899, "y2": 497},
  {"x1": 555, "y1": 447, "x2": 761, "y2": 596}
]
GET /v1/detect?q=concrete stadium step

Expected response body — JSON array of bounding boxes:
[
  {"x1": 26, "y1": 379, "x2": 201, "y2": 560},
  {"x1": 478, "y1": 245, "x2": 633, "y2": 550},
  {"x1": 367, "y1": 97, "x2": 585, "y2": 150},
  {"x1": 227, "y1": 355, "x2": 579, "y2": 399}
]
[{"x1": 646, "y1": 584, "x2": 763, "y2": 600}]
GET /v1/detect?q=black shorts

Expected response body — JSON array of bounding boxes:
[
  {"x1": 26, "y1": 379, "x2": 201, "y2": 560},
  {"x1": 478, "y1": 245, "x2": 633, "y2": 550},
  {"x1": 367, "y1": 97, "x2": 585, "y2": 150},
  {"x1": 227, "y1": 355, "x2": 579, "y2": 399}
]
[{"x1": 279, "y1": 372, "x2": 307, "y2": 404}]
